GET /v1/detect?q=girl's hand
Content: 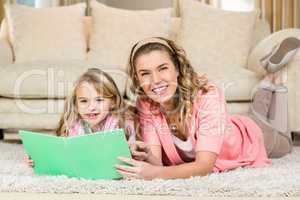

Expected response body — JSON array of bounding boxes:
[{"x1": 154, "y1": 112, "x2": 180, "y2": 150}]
[
  {"x1": 114, "y1": 157, "x2": 161, "y2": 180},
  {"x1": 24, "y1": 154, "x2": 34, "y2": 168},
  {"x1": 129, "y1": 141, "x2": 150, "y2": 161}
]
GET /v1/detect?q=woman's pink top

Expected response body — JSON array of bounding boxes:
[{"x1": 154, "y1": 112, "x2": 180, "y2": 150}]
[
  {"x1": 138, "y1": 86, "x2": 271, "y2": 172},
  {"x1": 68, "y1": 114, "x2": 136, "y2": 143}
]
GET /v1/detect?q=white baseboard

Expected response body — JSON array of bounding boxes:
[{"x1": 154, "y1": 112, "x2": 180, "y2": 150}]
[
  {"x1": 3, "y1": 132, "x2": 20, "y2": 141},
  {"x1": 3, "y1": 129, "x2": 55, "y2": 142}
]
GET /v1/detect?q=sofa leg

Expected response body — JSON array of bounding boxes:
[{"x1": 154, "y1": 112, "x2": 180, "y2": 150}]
[{"x1": 0, "y1": 129, "x2": 3, "y2": 140}]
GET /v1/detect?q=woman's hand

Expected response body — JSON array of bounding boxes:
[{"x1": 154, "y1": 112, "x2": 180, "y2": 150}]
[
  {"x1": 129, "y1": 142, "x2": 163, "y2": 166},
  {"x1": 129, "y1": 141, "x2": 150, "y2": 161},
  {"x1": 24, "y1": 154, "x2": 34, "y2": 168},
  {"x1": 114, "y1": 157, "x2": 162, "y2": 180},
  {"x1": 116, "y1": 151, "x2": 217, "y2": 180}
]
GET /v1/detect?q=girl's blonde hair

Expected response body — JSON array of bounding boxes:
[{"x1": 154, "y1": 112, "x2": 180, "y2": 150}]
[
  {"x1": 56, "y1": 68, "x2": 127, "y2": 137},
  {"x1": 128, "y1": 37, "x2": 211, "y2": 139}
]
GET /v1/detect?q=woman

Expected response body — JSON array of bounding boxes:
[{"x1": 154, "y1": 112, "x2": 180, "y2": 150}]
[{"x1": 114, "y1": 37, "x2": 292, "y2": 180}]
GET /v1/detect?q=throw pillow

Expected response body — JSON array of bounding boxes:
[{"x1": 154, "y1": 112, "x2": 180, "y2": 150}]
[
  {"x1": 4, "y1": 3, "x2": 86, "y2": 63},
  {"x1": 176, "y1": 0, "x2": 258, "y2": 73},
  {"x1": 87, "y1": 1, "x2": 172, "y2": 69}
]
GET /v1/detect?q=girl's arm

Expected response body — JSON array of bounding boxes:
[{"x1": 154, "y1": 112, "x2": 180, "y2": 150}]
[
  {"x1": 115, "y1": 150, "x2": 217, "y2": 180},
  {"x1": 24, "y1": 154, "x2": 34, "y2": 168}
]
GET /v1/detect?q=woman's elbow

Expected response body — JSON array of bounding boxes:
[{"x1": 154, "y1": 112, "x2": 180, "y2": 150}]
[
  {"x1": 193, "y1": 152, "x2": 217, "y2": 176},
  {"x1": 194, "y1": 162, "x2": 214, "y2": 177}
]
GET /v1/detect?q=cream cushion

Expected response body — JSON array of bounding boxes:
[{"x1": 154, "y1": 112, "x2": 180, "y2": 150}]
[
  {"x1": 0, "y1": 100, "x2": 249, "y2": 117},
  {"x1": 251, "y1": 19, "x2": 271, "y2": 50},
  {"x1": 0, "y1": 101, "x2": 251, "y2": 130},
  {"x1": 199, "y1": 67, "x2": 262, "y2": 101},
  {"x1": 126, "y1": 66, "x2": 261, "y2": 102},
  {"x1": 0, "y1": 113, "x2": 60, "y2": 129},
  {"x1": 169, "y1": 17, "x2": 270, "y2": 50},
  {"x1": 0, "y1": 61, "x2": 129, "y2": 98},
  {"x1": 0, "y1": 98, "x2": 64, "y2": 114},
  {"x1": 87, "y1": 1, "x2": 172, "y2": 69},
  {"x1": 169, "y1": 17, "x2": 181, "y2": 41},
  {"x1": 4, "y1": 3, "x2": 86, "y2": 63},
  {"x1": 247, "y1": 28, "x2": 300, "y2": 77},
  {"x1": 0, "y1": 19, "x2": 9, "y2": 41},
  {"x1": 227, "y1": 102, "x2": 251, "y2": 115},
  {"x1": 0, "y1": 39, "x2": 13, "y2": 65},
  {"x1": 176, "y1": 0, "x2": 258, "y2": 71}
]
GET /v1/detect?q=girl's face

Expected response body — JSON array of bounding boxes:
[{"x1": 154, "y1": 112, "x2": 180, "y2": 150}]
[
  {"x1": 76, "y1": 82, "x2": 112, "y2": 128},
  {"x1": 135, "y1": 50, "x2": 178, "y2": 108}
]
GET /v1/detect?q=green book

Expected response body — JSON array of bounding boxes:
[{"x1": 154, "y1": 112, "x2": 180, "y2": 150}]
[{"x1": 19, "y1": 129, "x2": 132, "y2": 180}]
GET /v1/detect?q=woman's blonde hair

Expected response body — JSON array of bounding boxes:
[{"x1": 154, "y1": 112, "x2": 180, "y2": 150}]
[
  {"x1": 56, "y1": 68, "x2": 127, "y2": 137},
  {"x1": 128, "y1": 37, "x2": 211, "y2": 139}
]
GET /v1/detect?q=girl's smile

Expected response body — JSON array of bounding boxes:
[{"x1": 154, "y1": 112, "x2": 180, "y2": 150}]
[
  {"x1": 76, "y1": 81, "x2": 112, "y2": 129},
  {"x1": 82, "y1": 113, "x2": 100, "y2": 120}
]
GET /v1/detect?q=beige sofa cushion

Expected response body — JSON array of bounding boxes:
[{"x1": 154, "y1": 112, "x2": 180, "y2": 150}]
[
  {"x1": 169, "y1": 17, "x2": 180, "y2": 41},
  {"x1": 126, "y1": 66, "x2": 261, "y2": 102},
  {"x1": 0, "y1": 101, "x2": 251, "y2": 130},
  {"x1": 0, "y1": 61, "x2": 129, "y2": 98},
  {"x1": 4, "y1": 3, "x2": 86, "y2": 63},
  {"x1": 0, "y1": 98, "x2": 64, "y2": 114},
  {"x1": 251, "y1": 19, "x2": 271, "y2": 50},
  {"x1": 0, "y1": 39, "x2": 13, "y2": 65},
  {"x1": 176, "y1": 0, "x2": 258, "y2": 71},
  {"x1": 169, "y1": 17, "x2": 270, "y2": 50},
  {"x1": 247, "y1": 28, "x2": 300, "y2": 77},
  {"x1": 227, "y1": 102, "x2": 251, "y2": 115},
  {"x1": 87, "y1": 1, "x2": 172, "y2": 70},
  {"x1": 200, "y1": 67, "x2": 262, "y2": 101},
  {"x1": 0, "y1": 113, "x2": 60, "y2": 129},
  {"x1": 0, "y1": 19, "x2": 9, "y2": 41}
]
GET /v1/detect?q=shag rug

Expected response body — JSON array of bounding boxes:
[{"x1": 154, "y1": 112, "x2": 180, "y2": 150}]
[{"x1": 0, "y1": 141, "x2": 300, "y2": 197}]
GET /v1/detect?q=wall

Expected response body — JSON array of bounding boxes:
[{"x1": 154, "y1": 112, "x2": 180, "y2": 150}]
[
  {"x1": 104, "y1": 0, "x2": 172, "y2": 10},
  {"x1": 0, "y1": 0, "x2": 173, "y2": 22}
]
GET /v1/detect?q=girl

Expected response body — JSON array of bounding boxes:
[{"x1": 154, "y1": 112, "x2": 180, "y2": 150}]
[
  {"x1": 114, "y1": 37, "x2": 293, "y2": 180},
  {"x1": 25, "y1": 68, "x2": 137, "y2": 167}
]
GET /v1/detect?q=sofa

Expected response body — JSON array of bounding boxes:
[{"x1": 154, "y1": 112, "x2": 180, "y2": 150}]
[{"x1": 0, "y1": 0, "x2": 299, "y2": 135}]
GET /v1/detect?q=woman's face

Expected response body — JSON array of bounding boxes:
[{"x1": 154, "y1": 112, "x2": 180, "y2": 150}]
[
  {"x1": 135, "y1": 50, "x2": 178, "y2": 107},
  {"x1": 76, "y1": 81, "x2": 112, "y2": 128}
]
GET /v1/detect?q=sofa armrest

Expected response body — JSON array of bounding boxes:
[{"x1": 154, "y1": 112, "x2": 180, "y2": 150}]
[
  {"x1": 246, "y1": 29, "x2": 300, "y2": 132},
  {"x1": 246, "y1": 28, "x2": 300, "y2": 77},
  {"x1": 0, "y1": 38, "x2": 13, "y2": 66}
]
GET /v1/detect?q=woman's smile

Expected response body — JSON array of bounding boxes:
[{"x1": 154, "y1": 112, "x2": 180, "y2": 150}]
[
  {"x1": 135, "y1": 50, "x2": 178, "y2": 106},
  {"x1": 151, "y1": 84, "x2": 169, "y2": 95}
]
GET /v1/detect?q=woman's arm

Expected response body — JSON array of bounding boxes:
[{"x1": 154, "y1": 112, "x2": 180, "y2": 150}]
[
  {"x1": 146, "y1": 145, "x2": 163, "y2": 166},
  {"x1": 156, "y1": 151, "x2": 217, "y2": 179},
  {"x1": 115, "y1": 151, "x2": 217, "y2": 180},
  {"x1": 130, "y1": 143, "x2": 163, "y2": 166}
]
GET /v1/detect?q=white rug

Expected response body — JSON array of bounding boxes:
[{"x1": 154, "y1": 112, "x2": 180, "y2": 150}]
[{"x1": 0, "y1": 141, "x2": 300, "y2": 197}]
